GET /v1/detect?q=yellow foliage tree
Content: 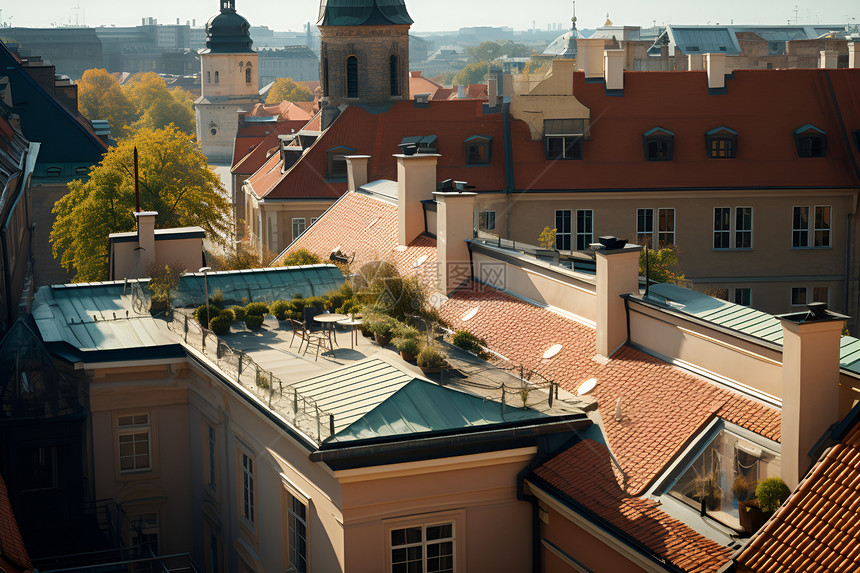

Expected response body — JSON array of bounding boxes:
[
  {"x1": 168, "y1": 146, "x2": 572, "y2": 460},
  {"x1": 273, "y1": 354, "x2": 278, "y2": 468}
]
[
  {"x1": 123, "y1": 72, "x2": 195, "y2": 135},
  {"x1": 51, "y1": 126, "x2": 230, "y2": 282},
  {"x1": 76, "y1": 68, "x2": 137, "y2": 139},
  {"x1": 265, "y1": 77, "x2": 312, "y2": 104}
]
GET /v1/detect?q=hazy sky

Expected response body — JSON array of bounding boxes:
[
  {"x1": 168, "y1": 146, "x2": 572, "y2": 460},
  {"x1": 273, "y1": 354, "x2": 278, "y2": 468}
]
[{"x1": 2, "y1": 1, "x2": 857, "y2": 32}]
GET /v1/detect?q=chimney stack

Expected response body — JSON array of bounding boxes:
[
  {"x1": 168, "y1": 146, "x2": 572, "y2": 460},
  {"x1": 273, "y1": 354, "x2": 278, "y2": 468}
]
[
  {"x1": 778, "y1": 303, "x2": 848, "y2": 489},
  {"x1": 434, "y1": 190, "x2": 476, "y2": 294},
  {"x1": 458, "y1": 84, "x2": 466, "y2": 99},
  {"x1": 135, "y1": 211, "x2": 158, "y2": 273},
  {"x1": 396, "y1": 154, "x2": 439, "y2": 246},
  {"x1": 819, "y1": 50, "x2": 838, "y2": 69},
  {"x1": 576, "y1": 38, "x2": 605, "y2": 78},
  {"x1": 687, "y1": 53, "x2": 705, "y2": 71},
  {"x1": 345, "y1": 155, "x2": 370, "y2": 193},
  {"x1": 603, "y1": 49, "x2": 624, "y2": 90},
  {"x1": 850, "y1": 42, "x2": 859, "y2": 69},
  {"x1": 594, "y1": 240, "x2": 642, "y2": 358},
  {"x1": 706, "y1": 53, "x2": 727, "y2": 90}
]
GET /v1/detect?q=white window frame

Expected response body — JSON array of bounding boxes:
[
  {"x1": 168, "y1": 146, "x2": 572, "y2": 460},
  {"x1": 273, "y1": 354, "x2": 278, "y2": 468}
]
[
  {"x1": 292, "y1": 218, "x2": 306, "y2": 241},
  {"x1": 658, "y1": 208, "x2": 675, "y2": 247},
  {"x1": 128, "y1": 512, "x2": 160, "y2": 554},
  {"x1": 285, "y1": 491, "x2": 308, "y2": 573},
  {"x1": 390, "y1": 521, "x2": 455, "y2": 573},
  {"x1": 733, "y1": 287, "x2": 752, "y2": 306},
  {"x1": 814, "y1": 205, "x2": 831, "y2": 248},
  {"x1": 118, "y1": 414, "x2": 152, "y2": 473},
  {"x1": 241, "y1": 452, "x2": 255, "y2": 526},
  {"x1": 636, "y1": 208, "x2": 654, "y2": 247},
  {"x1": 793, "y1": 205, "x2": 831, "y2": 248},
  {"x1": 575, "y1": 209, "x2": 593, "y2": 251},
  {"x1": 714, "y1": 207, "x2": 753, "y2": 250}
]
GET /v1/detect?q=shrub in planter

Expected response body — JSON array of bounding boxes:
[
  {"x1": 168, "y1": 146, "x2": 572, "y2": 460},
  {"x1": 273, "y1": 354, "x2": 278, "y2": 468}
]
[
  {"x1": 270, "y1": 300, "x2": 294, "y2": 321},
  {"x1": 755, "y1": 477, "x2": 790, "y2": 513},
  {"x1": 337, "y1": 298, "x2": 362, "y2": 316},
  {"x1": 304, "y1": 296, "x2": 327, "y2": 312},
  {"x1": 739, "y1": 498, "x2": 769, "y2": 535},
  {"x1": 210, "y1": 288, "x2": 224, "y2": 307},
  {"x1": 366, "y1": 315, "x2": 398, "y2": 346},
  {"x1": 394, "y1": 337, "x2": 421, "y2": 362},
  {"x1": 732, "y1": 475, "x2": 751, "y2": 502},
  {"x1": 417, "y1": 345, "x2": 449, "y2": 369},
  {"x1": 245, "y1": 302, "x2": 269, "y2": 317},
  {"x1": 245, "y1": 314, "x2": 264, "y2": 331},
  {"x1": 291, "y1": 295, "x2": 306, "y2": 314},
  {"x1": 209, "y1": 313, "x2": 232, "y2": 335},
  {"x1": 195, "y1": 305, "x2": 218, "y2": 329},
  {"x1": 230, "y1": 305, "x2": 247, "y2": 323},
  {"x1": 452, "y1": 330, "x2": 487, "y2": 358},
  {"x1": 219, "y1": 308, "x2": 235, "y2": 323},
  {"x1": 393, "y1": 323, "x2": 420, "y2": 341}
]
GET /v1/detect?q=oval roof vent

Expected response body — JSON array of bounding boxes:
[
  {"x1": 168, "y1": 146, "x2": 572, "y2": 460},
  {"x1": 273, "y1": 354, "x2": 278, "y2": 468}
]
[
  {"x1": 542, "y1": 344, "x2": 563, "y2": 360},
  {"x1": 578, "y1": 377, "x2": 598, "y2": 395},
  {"x1": 460, "y1": 308, "x2": 478, "y2": 321},
  {"x1": 413, "y1": 254, "x2": 428, "y2": 267}
]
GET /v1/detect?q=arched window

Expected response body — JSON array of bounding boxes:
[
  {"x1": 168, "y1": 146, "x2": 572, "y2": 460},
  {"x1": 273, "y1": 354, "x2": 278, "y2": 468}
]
[
  {"x1": 214, "y1": 71, "x2": 219, "y2": 84},
  {"x1": 207, "y1": 71, "x2": 211, "y2": 83},
  {"x1": 389, "y1": 55, "x2": 399, "y2": 96},
  {"x1": 245, "y1": 66, "x2": 251, "y2": 84},
  {"x1": 323, "y1": 58, "x2": 329, "y2": 96},
  {"x1": 346, "y1": 56, "x2": 358, "y2": 98}
]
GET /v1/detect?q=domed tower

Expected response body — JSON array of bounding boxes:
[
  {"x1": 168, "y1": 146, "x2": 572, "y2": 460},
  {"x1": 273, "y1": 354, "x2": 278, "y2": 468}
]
[
  {"x1": 195, "y1": 0, "x2": 260, "y2": 162},
  {"x1": 317, "y1": 0, "x2": 412, "y2": 107}
]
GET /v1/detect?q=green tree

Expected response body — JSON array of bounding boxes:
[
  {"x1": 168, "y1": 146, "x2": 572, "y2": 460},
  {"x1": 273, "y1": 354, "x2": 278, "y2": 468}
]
[
  {"x1": 282, "y1": 248, "x2": 322, "y2": 266},
  {"x1": 453, "y1": 62, "x2": 490, "y2": 86},
  {"x1": 430, "y1": 71, "x2": 456, "y2": 86},
  {"x1": 265, "y1": 78, "x2": 313, "y2": 104},
  {"x1": 51, "y1": 126, "x2": 230, "y2": 282},
  {"x1": 77, "y1": 68, "x2": 137, "y2": 139},
  {"x1": 523, "y1": 57, "x2": 551, "y2": 75},
  {"x1": 640, "y1": 245, "x2": 685, "y2": 285},
  {"x1": 123, "y1": 72, "x2": 195, "y2": 135},
  {"x1": 466, "y1": 41, "x2": 534, "y2": 63}
]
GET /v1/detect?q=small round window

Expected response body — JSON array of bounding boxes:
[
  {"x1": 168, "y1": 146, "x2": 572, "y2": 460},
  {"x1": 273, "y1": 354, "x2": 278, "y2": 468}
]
[{"x1": 210, "y1": 128, "x2": 217, "y2": 136}]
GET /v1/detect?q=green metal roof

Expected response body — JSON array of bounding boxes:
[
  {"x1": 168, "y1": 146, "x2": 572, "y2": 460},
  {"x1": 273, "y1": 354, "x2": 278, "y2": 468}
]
[
  {"x1": 293, "y1": 357, "x2": 549, "y2": 444},
  {"x1": 318, "y1": 0, "x2": 413, "y2": 26},
  {"x1": 174, "y1": 265, "x2": 345, "y2": 308},
  {"x1": 645, "y1": 282, "x2": 860, "y2": 374}
]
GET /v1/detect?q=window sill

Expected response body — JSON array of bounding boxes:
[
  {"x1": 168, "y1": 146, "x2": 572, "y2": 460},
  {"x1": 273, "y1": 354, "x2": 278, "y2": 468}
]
[{"x1": 791, "y1": 246, "x2": 831, "y2": 250}]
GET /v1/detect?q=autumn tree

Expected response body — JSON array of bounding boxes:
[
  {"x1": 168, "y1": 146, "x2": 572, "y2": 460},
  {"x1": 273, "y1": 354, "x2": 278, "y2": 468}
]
[
  {"x1": 265, "y1": 77, "x2": 313, "y2": 104},
  {"x1": 51, "y1": 125, "x2": 230, "y2": 282},
  {"x1": 453, "y1": 62, "x2": 490, "y2": 86},
  {"x1": 466, "y1": 41, "x2": 533, "y2": 63},
  {"x1": 77, "y1": 68, "x2": 137, "y2": 139},
  {"x1": 640, "y1": 245, "x2": 686, "y2": 286},
  {"x1": 123, "y1": 72, "x2": 195, "y2": 135}
]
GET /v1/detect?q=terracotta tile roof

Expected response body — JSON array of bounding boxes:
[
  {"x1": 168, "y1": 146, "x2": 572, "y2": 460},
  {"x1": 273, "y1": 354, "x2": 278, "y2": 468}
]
[
  {"x1": 250, "y1": 101, "x2": 506, "y2": 202},
  {"x1": 231, "y1": 122, "x2": 296, "y2": 172},
  {"x1": 512, "y1": 69, "x2": 860, "y2": 191},
  {"x1": 277, "y1": 190, "x2": 438, "y2": 289},
  {"x1": 439, "y1": 281, "x2": 780, "y2": 493},
  {"x1": 408, "y1": 73, "x2": 443, "y2": 100},
  {"x1": 0, "y1": 473, "x2": 32, "y2": 571},
  {"x1": 734, "y1": 412, "x2": 860, "y2": 573},
  {"x1": 532, "y1": 439, "x2": 733, "y2": 573},
  {"x1": 244, "y1": 101, "x2": 313, "y2": 122}
]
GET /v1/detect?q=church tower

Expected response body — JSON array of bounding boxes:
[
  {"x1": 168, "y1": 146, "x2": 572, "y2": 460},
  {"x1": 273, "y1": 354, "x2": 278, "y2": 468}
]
[
  {"x1": 195, "y1": 0, "x2": 260, "y2": 162},
  {"x1": 317, "y1": 0, "x2": 412, "y2": 108}
]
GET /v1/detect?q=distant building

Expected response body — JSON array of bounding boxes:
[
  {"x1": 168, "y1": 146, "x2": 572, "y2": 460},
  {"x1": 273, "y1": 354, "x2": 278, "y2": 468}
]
[
  {"x1": 257, "y1": 46, "x2": 319, "y2": 86},
  {"x1": 2, "y1": 27, "x2": 103, "y2": 80}
]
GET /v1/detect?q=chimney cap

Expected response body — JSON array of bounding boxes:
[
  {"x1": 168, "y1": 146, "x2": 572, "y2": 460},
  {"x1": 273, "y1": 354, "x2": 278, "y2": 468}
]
[
  {"x1": 598, "y1": 235, "x2": 628, "y2": 250},
  {"x1": 777, "y1": 302, "x2": 850, "y2": 324},
  {"x1": 398, "y1": 142, "x2": 419, "y2": 156},
  {"x1": 134, "y1": 211, "x2": 158, "y2": 218}
]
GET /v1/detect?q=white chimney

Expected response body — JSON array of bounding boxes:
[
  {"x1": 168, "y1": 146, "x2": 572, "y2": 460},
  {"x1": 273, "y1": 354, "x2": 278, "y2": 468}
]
[
  {"x1": 850, "y1": 42, "x2": 859, "y2": 69},
  {"x1": 458, "y1": 84, "x2": 466, "y2": 99},
  {"x1": 819, "y1": 50, "x2": 838, "y2": 69},
  {"x1": 595, "y1": 242, "x2": 642, "y2": 358},
  {"x1": 396, "y1": 154, "x2": 439, "y2": 247},
  {"x1": 603, "y1": 49, "x2": 624, "y2": 90},
  {"x1": 577, "y1": 38, "x2": 605, "y2": 78},
  {"x1": 687, "y1": 53, "x2": 705, "y2": 71},
  {"x1": 434, "y1": 191, "x2": 476, "y2": 294},
  {"x1": 488, "y1": 77, "x2": 498, "y2": 103},
  {"x1": 778, "y1": 304, "x2": 847, "y2": 489},
  {"x1": 706, "y1": 53, "x2": 727, "y2": 89},
  {"x1": 135, "y1": 211, "x2": 158, "y2": 272},
  {"x1": 345, "y1": 155, "x2": 370, "y2": 193}
]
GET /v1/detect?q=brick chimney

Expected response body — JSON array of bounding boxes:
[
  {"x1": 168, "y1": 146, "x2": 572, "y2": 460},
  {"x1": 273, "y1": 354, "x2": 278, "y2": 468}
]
[
  {"x1": 345, "y1": 155, "x2": 370, "y2": 192},
  {"x1": 778, "y1": 303, "x2": 848, "y2": 489},
  {"x1": 135, "y1": 211, "x2": 158, "y2": 272},
  {"x1": 706, "y1": 53, "x2": 727, "y2": 90},
  {"x1": 594, "y1": 239, "x2": 642, "y2": 358},
  {"x1": 434, "y1": 190, "x2": 476, "y2": 294},
  {"x1": 603, "y1": 49, "x2": 624, "y2": 90},
  {"x1": 396, "y1": 154, "x2": 439, "y2": 247}
]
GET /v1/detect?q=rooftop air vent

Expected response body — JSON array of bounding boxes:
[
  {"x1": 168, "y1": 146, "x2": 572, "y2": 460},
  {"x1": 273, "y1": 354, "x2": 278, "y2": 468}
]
[
  {"x1": 807, "y1": 302, "x2": 829, "y2": 320},
  {"x1": 398, "y1": 143, "x2": 418, "y2": 156},
  {"x1": 598, "y1": 235, "x2": 628, "y2": 250},
  {"x1": 415, "y1": 93, "x2": 431, "y2": 104}
]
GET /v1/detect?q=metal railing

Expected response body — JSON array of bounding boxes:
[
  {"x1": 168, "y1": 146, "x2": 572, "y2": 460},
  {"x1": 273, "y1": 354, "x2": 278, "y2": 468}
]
[{"x1": 168, "y1": 311, "x2": 335, "y2": 443}]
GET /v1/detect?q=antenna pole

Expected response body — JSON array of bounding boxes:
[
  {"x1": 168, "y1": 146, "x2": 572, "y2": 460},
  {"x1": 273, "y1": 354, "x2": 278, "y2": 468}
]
[{"x1": 134, "y1": 147, "x2": 140, "y2": 213}]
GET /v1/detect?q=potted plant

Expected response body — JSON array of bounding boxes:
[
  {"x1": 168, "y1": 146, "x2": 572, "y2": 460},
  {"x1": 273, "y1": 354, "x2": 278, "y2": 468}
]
[
  {"x1": 394, "y1": 336, "x2": 420, "y2": 362},
  {"x1": 452, "y1": 329, "x2": 487, "y2": 359},
  {"x1": 417, "y1": 345, "x2": 449, "y2": 373},
  {"x1": 366, "y1": 315, "x2": 397, "y2": 346},
  {"x1": 739, "y1": 477, "x2": 790, "y2": 534},
  {"x1": 731, "y1": 475, "x2": 751, "y2": 503},
  {"x1": 692, "y1": 473, "x2": 722, "y2": 512}
]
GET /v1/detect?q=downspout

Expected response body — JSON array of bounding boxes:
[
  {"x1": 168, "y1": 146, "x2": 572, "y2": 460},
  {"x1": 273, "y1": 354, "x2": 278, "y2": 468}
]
[
  {"x1": 516, "y1": 452, "x2": 544, "y2": 573},
  {"x1": 846, "y1": 214, "x2": 852, "y2": 318},
  {"x1": 503, "y1": 100, "x2": 514, "y2": 239}
]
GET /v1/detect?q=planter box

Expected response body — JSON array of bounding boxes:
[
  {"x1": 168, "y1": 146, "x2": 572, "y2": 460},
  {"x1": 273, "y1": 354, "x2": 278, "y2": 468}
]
[
  {"x1": 374, "y1": 333, "x2": 391, "y2": 347},
  {"x1": 400, "y1": 350, "x2": 416, "y2": 362},
  {"x1": 739, "y1": 500, "x2": 772, "y2": 535}
]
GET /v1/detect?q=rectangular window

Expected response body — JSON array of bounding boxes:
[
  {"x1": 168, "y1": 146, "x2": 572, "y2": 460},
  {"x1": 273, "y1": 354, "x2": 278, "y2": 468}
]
[
  {"x1": 129, "y1": 512, "x2": 160, "y2": 554},
  {"x1": 391, "y1": 523, "x2": 454, "y2": 573},
  {"x1": 814, "y1": 206, "x2": 831, "y2": 247},
  {"x1": 242, "y1": 453, "x2": 255, "y2": 525},
  {"x1": 735, "y1": 207, "x2": 752, "y2": 249},
  {"x1": 792, "y1": 206, "x2": 809, "y2": 248},
  {"x1": 734, "y1": 288, "x2": 751, "y2": 306},
  {"x1": 465, "y1": 138, "x2": 492, "y2": 165},
  {"x1": 286, "y1": 493, "x2": 308, "y2": 573},
  {"x1": 118, "y1": 414, "x2": 151, "y2": 473},
  {"x1": 636, "y1": 208, "x2": 654, "y2": 247},
  {"x1": 658, "y1": 208, "x2": 675, "y2": 247},
  {"x1": 813, "y1": 286, "x2": 829, "y2": 304},
  {"x1": 479, "y1": 210, "x2": 496, "y2": 231},
  {"x1": 714, "y1": 207, "x2": 731, "y2": 249},
  {"x1": 555, "y1": 209, "x2": 571, "y2": 251},
  {"x1": 292, "y1": 218, "x2": 306, "y2": 241},
  {"x1": 791, "y1": 287, "x2": 807, "y2": 306},
  {"x1": 576, "y1": 209, "x2": 593, "y2": 251},
  {"x1": 208, "y1": 426, "x2": 217, "y2": 489},
  {"x1": 20, "y1": 446, "x2": 59, "y2": 492},
  {"x1": 544, "y1": 118, "x2": 586, "y2": 160}
]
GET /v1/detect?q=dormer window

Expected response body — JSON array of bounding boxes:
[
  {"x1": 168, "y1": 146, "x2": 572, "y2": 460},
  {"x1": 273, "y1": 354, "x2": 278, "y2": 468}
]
[
  {"x1": 706, "y1": 126, "x2": 737, "y2": 159},
  {"x1": 795, "y1": 124, "x2": 826, "y2": 157},
  {"x1": 46, "y1": 166, "x2": 62, "y2": 177},
  {"x1": 464, "y1": 135, "x2": 492, "y2": 165},
  {"x1": 544, "y1": 119, "x2": 586, "y2": 160},
  {"x1": 643, "y1": 127, "x2": 674, "y2": 161},
  {"x1": 326, "y1": 145, "x2": 355, "y2": 181}
]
